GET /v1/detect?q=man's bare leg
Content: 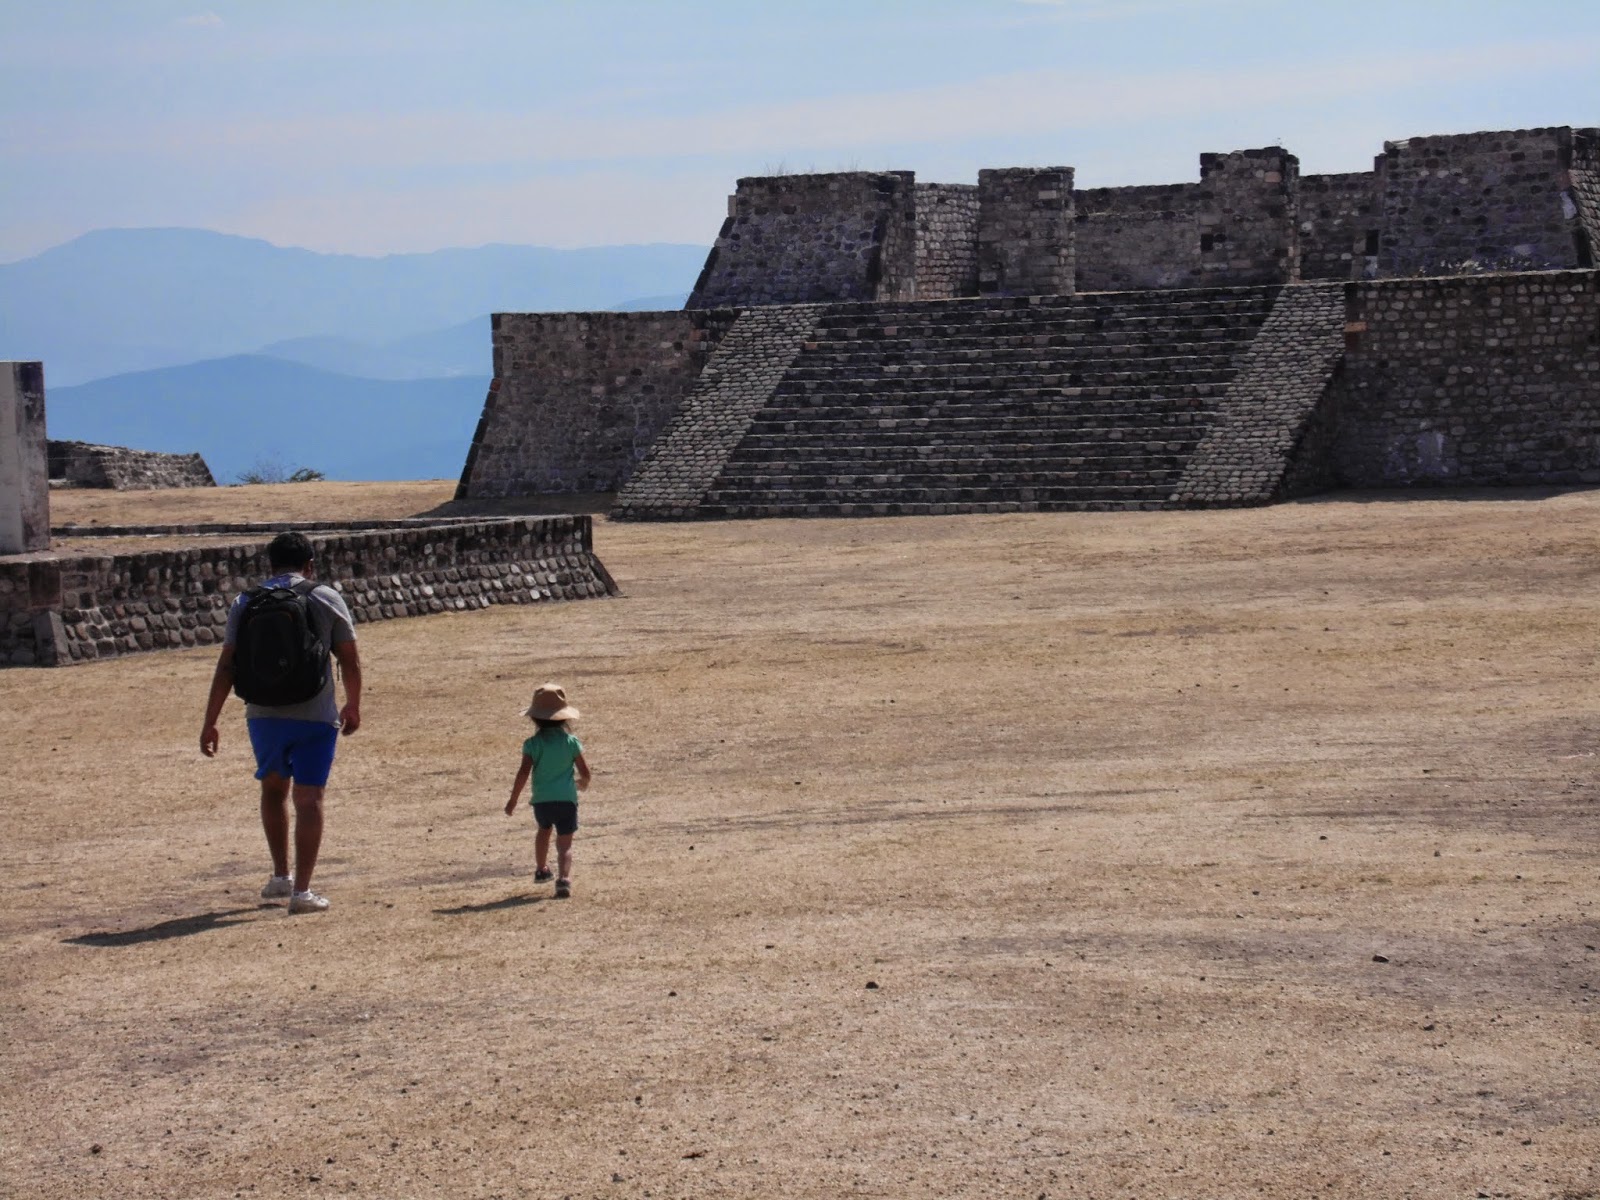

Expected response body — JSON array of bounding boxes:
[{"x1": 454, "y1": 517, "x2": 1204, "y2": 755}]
[
  {"x1": 291, "y1": 784, "x2": 325, "y2": 893},
  {"x1": 259, "y1": 774, "x2": 292, "y2": 879}
]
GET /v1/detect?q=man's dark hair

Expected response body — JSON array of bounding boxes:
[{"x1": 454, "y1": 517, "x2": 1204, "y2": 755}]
[{"x1": 267, "y1": 532, "x2": 315, "y2": 572}]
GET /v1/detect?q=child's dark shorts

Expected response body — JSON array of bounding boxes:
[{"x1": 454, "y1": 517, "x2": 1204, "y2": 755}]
[{"x1": 532, "y1": 802, "x2": 578, "y2": 836}]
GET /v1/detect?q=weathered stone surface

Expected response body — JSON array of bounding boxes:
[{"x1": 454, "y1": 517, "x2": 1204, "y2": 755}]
[
  {"x1": 1, "y1": 362, "x2": 49, "y2": 555},
  {"x1": 688, "y1": 173, "x2": 917, "y2": 309},
  {"x1": 47, "y1": 441, "x2": 215, "y2": 490}
]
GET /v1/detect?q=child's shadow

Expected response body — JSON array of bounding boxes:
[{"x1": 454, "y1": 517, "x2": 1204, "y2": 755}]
[{"x1": 432, "y1": 893, "x2": 542, "y2": 917}]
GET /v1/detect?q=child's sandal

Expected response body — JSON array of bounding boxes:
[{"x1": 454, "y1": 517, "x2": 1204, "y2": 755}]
[
  {"x1": 534, "y1": 868, "x2": 554, "y2": 883},
  {"x1": 554, "y1": 879, "x2": 571, "y2": 899}
]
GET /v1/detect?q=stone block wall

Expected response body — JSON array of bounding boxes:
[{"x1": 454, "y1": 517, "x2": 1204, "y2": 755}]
[
  {"x1": 1328, "y1": 270, "x2": 1600, "y2": 486},
  {"x1": 976, "y1": 167, "x2": 1075, "y2": 297},
  {"x1": 914, "y1": 183, "x2": 980, "y2": 299},
  {"x1": 687, "y1": 172, "x2": 917, "y2": 308},
  {"x1": 1196, "y1": 148, "x2": 1300, "y2": 286},
  {"x1": 1299, "y1": 172, "x2": 1377, "y2": 281},
  {"x1": 1376, "y1": 128, "x2": 1585, "y2": 276},
  {"x1": 458, "y1": 310, "x2": 736, "y2": 499},
  {"x1": 47, "y1": 440, "x2": 216, "y2": 489},
  {"x1": 1075, "y1": 183, "x2": 1203, "y2": 291},
  {"x1": 0, "y1": 516, "x2": 615, "y2": 668},
  {"x1": 1, "y1": 362, "x2": 49, "y2": 555}
]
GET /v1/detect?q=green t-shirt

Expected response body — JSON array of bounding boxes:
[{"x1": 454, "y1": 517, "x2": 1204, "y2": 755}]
[{"x1": 522, "y1": 727, "x2": 583, "y2": 804}]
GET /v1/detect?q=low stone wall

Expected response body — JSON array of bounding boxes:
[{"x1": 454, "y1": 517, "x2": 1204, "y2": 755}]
[
  {"x1": 458, "y1": 310, "x2": 736, "y2": 500},
  {"x1": 0, "y1": 516, "x2": 616, "y2": 668},
  {"x1": 47, "y1": 441, "x2": 215, "y2": 490},
  {"x1": 1329, "y1": 270, "x2": 1600, "y2": 486}
]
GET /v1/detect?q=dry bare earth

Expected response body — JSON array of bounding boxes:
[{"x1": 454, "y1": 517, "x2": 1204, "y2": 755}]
[{"x1": 5, "y1": 483, "x2": 1600, "y2": 1199}]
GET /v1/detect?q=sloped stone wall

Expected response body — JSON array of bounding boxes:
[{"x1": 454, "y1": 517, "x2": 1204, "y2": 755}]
[
  {"x1": 687, "y1": 173, "x2": 917, "y2": 309},
  {"x1": 1376, "y1": 128, "x2": 1584, "y2": 275},
  {"x1": 48, "y1": 441, "x2": 215, "y2": 489},
  {"x1": 914, "y1": 184, "x2": 980, "y2": 299},
  {"x1": 1172, "y1": 284, "x2": 1346, "y2": 506},
  {"x1": 457, "y1": 310, "x2": 736, "y2": 499},
  {"x1": 612, "y1": 306, "x2": 821, "y2": 519},
  {"x1": 0, "y1": 516, "x2": 615, "y2": 668},
  {"x1": 1570, "y1": 130, "x2": 1600, "y2": 268},
  {"x1": 1299, "y1": 172, "x2": 1377, "y2": 281},
  {"x1": 1329, "y1": 270, "x2": 1600, "y2": 486}
]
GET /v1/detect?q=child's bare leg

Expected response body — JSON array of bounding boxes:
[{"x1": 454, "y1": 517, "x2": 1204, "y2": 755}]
[
  {"x1": 555, "y1": 833, "x2": 574, "y2": 883},
  {"x1": 534, "y1": 825, "x2": 552, "y2": 873}
]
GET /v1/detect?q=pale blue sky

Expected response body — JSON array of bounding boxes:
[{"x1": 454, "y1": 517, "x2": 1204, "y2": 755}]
[{"x1": 2, "y1": 0, "x2": 1597, "y2": 260}]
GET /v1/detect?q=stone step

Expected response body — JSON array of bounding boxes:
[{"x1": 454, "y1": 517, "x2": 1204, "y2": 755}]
[
  {"x1": 726, "y1": 438, "x2": 1203, "y2": 467},
  {"x1": 701, "y1": 481, "x2": 1181, "y2": 508},
  {"x1": 714, "y1": 459, "x2": 1191, "y2": 487},
  {"x1": 735, "y1": 426, "x2": 1207, "y2": 454},
  {"x1": 811, "y1": 309, "x2": 1273, "y2": 343},
  {"x1": 781, "y1": 363, "x2": 1235, "y2": 390},
  {"x1": 796, "y1": 338, "x2": 1252, "y2": 364},
  {"x1": 696, "y1": 498, "x2": 1176, "y2": 517},
  {"x1": 752, "y1": 394, "x2": 1215, "y2": 421},
  {"x1": 817, "y1": 289, "x2": 1279, "y2": 325}
]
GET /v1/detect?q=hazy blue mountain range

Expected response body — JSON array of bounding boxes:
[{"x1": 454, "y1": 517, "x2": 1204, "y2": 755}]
[
  {"x1": 48, "y1": 356, "x2": 489, "y2": 483},
  {"x1": 1, "y1": 228, "x2": 704, "y2": 385}
]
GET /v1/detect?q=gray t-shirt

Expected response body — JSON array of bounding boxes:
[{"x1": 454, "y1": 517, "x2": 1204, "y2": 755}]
[{"x1": 224, "y1": 572, "x2": 357, "y2": 726}]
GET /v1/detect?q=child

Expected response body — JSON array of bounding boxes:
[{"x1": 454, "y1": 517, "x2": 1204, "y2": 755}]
[{"x1": 504, "y1": 683, "x2": 591, "y2": 898}]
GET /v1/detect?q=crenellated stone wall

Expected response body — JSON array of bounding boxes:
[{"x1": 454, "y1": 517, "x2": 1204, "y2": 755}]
[
  {"x1": 1376, "y1": 128, "x2": 1585, "y2": 276},
  {"x1": 1298, "y1": 172, "x2": 1377, "y2": 281},
  {"x1": 457, "y1": 310, "x2": 737, "y2": 499},
  {"x1": 687, "y1": 173, "x2": 917, "y2": 309},
  {"x1": 1072, "y1": 150, "x2": 1300, "y2": 291},
  {"x1": 1329, "y1": 270, "x2": 1600, "y2": 487},
  {"x1": 914, "y1": 183, "x2": 981, "y2": 300},
  {"x1": 47, "y1": 440, "x2": 216, "y2": 490},
  {"x1": 0, "y1": 516, "x2": 616, "y2": 667},
  {"x1": 976, "y1": 167, "x2": 1075, "y2": 297}
]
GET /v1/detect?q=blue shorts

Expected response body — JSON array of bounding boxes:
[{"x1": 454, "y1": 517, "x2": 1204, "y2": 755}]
[{"x1": 247, "y1": 718, "x2": 340, "y2": 787}]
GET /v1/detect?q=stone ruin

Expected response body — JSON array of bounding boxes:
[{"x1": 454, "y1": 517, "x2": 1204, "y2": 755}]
[
  {"x1": 457, "y1": 124, "x2": 1600, "y2": 518},
  {"x1": 0, "y1": 363, "x2": 617, "y2": 668},
  {"x1": 48, "y1": 440, "x2": 216, "y2": 490}
]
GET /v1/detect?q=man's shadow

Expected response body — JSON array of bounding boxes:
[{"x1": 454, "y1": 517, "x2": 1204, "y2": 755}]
[
  {"x1": 432, "y1": 894, "x2": 542, "y2": 916},
  {"x1": 65, "y1": 908, "x2": 261, "y2": 948}
]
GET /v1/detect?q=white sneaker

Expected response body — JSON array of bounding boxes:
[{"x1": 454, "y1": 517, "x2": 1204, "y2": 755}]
[
  {"x1": 260, "y1": 875, "x2": 293, "y2": 901},
  {"x1": 288, "y1": 890, "x2": 330, "y2": 915}
]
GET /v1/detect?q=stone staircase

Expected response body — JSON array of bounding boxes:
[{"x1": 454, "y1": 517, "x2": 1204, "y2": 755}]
[{"x1": 695, "y1": 286, "x2": 1283, "y2": 516}]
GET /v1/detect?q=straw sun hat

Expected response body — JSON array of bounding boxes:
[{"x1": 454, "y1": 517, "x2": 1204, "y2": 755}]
[{"x1": 523, "y1": 682, "x2": 579, "y2": 721}]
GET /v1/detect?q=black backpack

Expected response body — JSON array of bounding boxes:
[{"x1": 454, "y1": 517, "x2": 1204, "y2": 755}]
[{"x1": 232, "y1": 579, "x2": 330, "y2": 706}]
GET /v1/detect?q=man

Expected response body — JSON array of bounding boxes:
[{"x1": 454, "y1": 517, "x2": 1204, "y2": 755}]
[{"x1": 200, "y1": 532, "x2": 362, "y2": 915}]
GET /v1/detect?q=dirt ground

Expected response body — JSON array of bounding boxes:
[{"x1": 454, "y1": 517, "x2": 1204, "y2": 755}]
[{"x1": 4, "y1": 482, "x2": 1599, "y2": 1199}]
